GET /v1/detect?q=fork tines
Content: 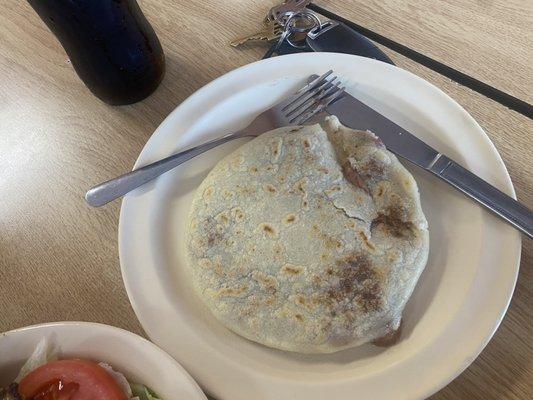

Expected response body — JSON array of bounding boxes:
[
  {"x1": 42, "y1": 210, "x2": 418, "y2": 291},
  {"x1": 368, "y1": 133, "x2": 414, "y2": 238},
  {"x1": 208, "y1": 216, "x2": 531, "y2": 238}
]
[{"x1": 281, "y1": 71, "x2": 345, "y2": 125}]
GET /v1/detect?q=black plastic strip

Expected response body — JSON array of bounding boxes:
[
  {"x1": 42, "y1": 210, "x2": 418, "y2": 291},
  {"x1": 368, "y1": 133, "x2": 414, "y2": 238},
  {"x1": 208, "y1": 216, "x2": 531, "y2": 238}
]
[{"x1": 307, "y1": 3, "x2": 533, "y2": 118}]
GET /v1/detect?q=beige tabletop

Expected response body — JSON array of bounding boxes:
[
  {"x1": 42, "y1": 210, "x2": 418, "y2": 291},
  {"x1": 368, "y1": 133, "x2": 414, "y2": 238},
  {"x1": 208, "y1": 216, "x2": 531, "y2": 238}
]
[{"x1": 1, "y1": 0, "x2": 531, "y2": 398}]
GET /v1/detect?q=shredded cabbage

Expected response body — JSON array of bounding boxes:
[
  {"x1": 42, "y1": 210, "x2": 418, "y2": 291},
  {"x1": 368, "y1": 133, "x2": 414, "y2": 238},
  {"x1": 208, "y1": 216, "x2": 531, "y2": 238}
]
[
  {"x1": 15, "y1": 337, "x2": 58, "y2": 383},
  {"x1": 130, "y1": 383, "x2": 162, "y2": 400}
]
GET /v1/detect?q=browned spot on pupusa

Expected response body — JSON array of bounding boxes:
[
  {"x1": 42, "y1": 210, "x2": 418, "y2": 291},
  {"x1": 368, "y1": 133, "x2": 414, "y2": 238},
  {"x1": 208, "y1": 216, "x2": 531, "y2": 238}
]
[
  {"x1": 230, "y1": 153, "x2": 245, "y2": 170},
  {"x1": 234, "y1": 264, "x2": 248, "y2": 277},
  {"x1": 204, "y1": 218, "x2": 223, "y2": 247},
  {"x1": 355, "y1": 195, "x2": 365, "y2": 205},
  {"x1": 325, "y1": 253, "x2": 383, "y2": 314},
  {"x1": 281, "y1": 264, "x2": 302, "y2": 275},
  {"x1": 270, "y1": 138, "x2": 283, "y2": 162},
  {"x1": 222, "y1": 189, "x2": 234, "y2": 199},
  {"x1": 264, "y1": 184, "x2": 277, "y2": 195},
  {"x1": 216, "y1": 211, "x2": 230, "y2": 227},
  {"x1": 252, "y1": 271, "x2": 279, "y2": 292},
  {"x1": 231, "y1": 208, "x2": 245, "y2": 222},
  {"x1": 198, "y1": 258, "x2": 212, "y2": 268},
  {"x1": 318, "y1": 166, "x2": 329, "y2": 174},
  {"x1": 189, "y1": 218, "x2": 198, "y2": 230},
  {"x1": 303, "y1": 138, "x2": 311, "y2": 148},
  {"x1": 387, "y1": 249, "x2": 401, "y2": 264},
  {"x1": 191, "y1": 236, "x2": 206, "y2": 250},
  {"x1": 294, "y1": 314, "x2": 304, "y2": 322},
  {"x1": 290, "y1": 127, "x2": 303, "y2": 133},
  {"x1": 217, "y1": 285, "x2": 249, "y2": 298},
  {"x1": 214, "y1": 261, "x2": 224, "y2": 276},
  {"x1": 358, "y1": 231, "x2": 375, "y2": 250},
  {"x1": 372, "y1": 205, "x2": 414, "y2": 238},
  {"x1": 235, "y1": 184, "x2": 256, "y2": 196},
  {"x1": 282, "y1": 213, "x2": 298, "y2": 225},
  {"x1": 303, "y1": 152, "x2": 317, "y2": 165},
  {"x1": 265, "y1": 297, "x2": 276, "y2": 306},
  {"x1": 202, "y1": 186, "x2": 214, "y2": 201},
  {"x1": 259, "y1": 223, "x2": 278, "y2": 238},
  {"x1": 323, "y1": 234, "x2": 343, "y2": 250},
  {"x1": 249, "y1": 166, "x2": 259, "y2": 174},
  {"x1": 294, "y1": 178, "x2": 308, "y2": 194}
]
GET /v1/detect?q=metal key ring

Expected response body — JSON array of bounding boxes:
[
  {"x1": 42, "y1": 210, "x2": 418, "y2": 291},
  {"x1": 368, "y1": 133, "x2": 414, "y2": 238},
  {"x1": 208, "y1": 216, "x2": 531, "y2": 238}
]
[
  {"x1": 267, "y1": 0, "x2": 312, "y2": 24},
  {"x1": 285, "y1": 11, "x2": 321, "y2": 49}
]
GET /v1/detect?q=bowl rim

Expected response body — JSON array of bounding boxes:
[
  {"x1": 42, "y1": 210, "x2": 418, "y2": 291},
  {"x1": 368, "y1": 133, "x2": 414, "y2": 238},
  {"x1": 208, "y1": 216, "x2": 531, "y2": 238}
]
[{"x1": 1, "y1": 321, "x2": 207, "y2": 399}]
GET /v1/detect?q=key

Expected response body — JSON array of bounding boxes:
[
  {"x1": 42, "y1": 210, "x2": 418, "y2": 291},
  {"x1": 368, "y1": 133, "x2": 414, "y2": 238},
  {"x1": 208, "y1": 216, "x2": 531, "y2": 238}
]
[
  {"x1": 230, "y1": 20, "x2": 283, "y2": 47},
  {"x1": 262, "y1": 27, "x2": 290, "y2": 59}
]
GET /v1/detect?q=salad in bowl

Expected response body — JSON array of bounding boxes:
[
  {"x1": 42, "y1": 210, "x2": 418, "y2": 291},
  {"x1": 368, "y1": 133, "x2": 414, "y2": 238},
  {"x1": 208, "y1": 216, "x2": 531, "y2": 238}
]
[
  {"x1": 2, "y1": 337, "x2": 160, "y2": 400},
  {"x1": 0, "y1": 322, "x2": 206, "y2": 400}
]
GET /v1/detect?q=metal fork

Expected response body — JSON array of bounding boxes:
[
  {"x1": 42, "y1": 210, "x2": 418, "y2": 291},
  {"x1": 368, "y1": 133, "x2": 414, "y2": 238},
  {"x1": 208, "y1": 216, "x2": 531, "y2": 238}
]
[{"x1": 85, "y1": 71, "x2": 344, "y2": 207}]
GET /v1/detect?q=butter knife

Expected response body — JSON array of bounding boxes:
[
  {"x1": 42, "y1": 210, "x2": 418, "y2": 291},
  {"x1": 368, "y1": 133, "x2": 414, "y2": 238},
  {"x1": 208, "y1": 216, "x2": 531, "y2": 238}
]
[{"x1": 320, "y1": 76, "x2": 532, "y2": 237}]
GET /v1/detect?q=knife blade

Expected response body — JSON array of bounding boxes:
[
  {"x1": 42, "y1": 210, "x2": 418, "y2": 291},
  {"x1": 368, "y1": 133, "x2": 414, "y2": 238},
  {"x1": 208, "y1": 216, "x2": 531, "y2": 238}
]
[
  {"x1": 324, "y1": 81, "x2": 533, "y2": 237},
  {"x1": 328, "y1": 92, "x2": 440, "y2": 169}
]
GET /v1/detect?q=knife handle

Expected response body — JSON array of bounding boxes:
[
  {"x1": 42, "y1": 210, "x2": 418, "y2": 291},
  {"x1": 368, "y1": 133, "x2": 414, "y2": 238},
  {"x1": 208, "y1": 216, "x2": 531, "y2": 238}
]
[
  {"x1": 429, "y1": 155, "x2": 532, "y2": 238},
  {"x1": 306, "y1": 21, "x2": 394, "y2": 65}
]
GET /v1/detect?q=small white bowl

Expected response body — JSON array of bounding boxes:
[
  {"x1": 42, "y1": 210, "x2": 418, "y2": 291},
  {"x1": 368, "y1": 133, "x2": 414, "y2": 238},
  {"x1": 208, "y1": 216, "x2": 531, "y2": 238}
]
[{"x1": 0, "y1": 321, "x2": 207, "y2": 399}]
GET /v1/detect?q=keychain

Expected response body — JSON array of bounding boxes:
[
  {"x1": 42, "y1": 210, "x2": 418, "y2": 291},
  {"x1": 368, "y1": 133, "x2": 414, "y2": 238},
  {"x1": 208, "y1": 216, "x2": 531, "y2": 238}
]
[
  {"x1": 262, "y1": 11, "x2": 319, "y2": 58},
  {"x1": 261, "y1": 9, "x2": 393, "y2": 64}
]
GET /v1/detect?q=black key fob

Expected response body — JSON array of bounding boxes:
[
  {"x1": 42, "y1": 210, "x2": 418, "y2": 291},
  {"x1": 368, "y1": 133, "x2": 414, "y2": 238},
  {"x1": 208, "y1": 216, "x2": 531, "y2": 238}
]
[
  {"x1": 275, "y1": 40, "x2": 313, "y2": 55},
  {"x1": 306, "y1": 21, "x2": 394, "y2": 65}
]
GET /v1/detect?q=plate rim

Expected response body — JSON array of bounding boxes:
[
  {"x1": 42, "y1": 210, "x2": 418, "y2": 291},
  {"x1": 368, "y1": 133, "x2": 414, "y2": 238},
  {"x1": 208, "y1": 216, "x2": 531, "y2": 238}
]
[{"x1": 119, "y1": 53, "x2": 521, "y2": 400}]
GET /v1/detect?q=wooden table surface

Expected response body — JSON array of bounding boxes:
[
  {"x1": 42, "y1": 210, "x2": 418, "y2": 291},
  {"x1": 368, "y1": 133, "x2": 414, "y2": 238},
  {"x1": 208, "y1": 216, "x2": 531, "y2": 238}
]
[{"x1": 1, "y1": 0, "x2": 531, "y2": 398}]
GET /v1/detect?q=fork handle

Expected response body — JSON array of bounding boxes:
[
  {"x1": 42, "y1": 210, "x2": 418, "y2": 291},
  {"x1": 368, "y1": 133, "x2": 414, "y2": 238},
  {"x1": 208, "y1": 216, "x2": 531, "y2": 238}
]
[{"x1": 85, "y1": 132, "x2": 243, "y2": 207}]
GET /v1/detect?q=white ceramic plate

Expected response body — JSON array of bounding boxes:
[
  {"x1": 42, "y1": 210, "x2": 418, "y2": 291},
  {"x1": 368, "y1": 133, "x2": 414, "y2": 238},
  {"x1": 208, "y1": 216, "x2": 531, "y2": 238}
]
[
  {"x1": 0, "y1": 322, "x2": 207, "y2": 399},
  {"x1": 119, "y1": 53, "x2": 521, "y2": 400}
]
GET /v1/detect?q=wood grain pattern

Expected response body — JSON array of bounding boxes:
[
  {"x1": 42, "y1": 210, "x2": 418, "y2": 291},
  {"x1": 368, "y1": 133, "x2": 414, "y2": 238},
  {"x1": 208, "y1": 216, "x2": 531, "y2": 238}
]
[{"x1": 0, "y1": 0, "x2": 531, "y2": 399}]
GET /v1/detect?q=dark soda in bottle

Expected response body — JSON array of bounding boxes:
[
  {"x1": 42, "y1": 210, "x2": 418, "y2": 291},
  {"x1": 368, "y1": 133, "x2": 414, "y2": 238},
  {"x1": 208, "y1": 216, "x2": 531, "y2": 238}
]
[{"x1": 27, "y1": 0, "x2": 165, "y2": 105}]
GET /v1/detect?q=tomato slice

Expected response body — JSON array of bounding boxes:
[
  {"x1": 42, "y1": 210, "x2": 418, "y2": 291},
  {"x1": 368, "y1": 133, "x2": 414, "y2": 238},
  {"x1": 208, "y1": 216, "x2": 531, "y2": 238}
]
[
  {"x1": 19, "y1": 359, "x2": 128, "y2": 400},
  {"x1": 30, "y1": 379, "x2": 79, "y2": 400}
]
